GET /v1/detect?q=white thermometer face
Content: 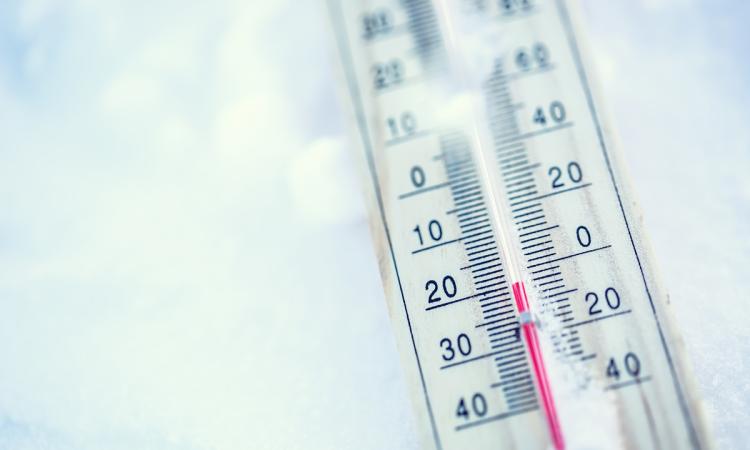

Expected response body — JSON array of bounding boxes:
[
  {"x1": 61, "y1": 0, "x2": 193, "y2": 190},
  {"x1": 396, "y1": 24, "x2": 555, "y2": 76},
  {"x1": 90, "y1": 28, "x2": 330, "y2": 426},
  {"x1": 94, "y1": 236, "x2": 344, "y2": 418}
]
[{"x1": 328, "y1": 0, "x2": 711, "y2": 448}]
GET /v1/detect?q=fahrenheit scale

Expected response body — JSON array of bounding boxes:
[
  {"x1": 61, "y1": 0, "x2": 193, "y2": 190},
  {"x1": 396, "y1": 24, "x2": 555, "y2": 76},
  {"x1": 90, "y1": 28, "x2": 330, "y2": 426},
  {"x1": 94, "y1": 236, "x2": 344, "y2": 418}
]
[{"x1": 327, "y1": 0, "x2": 712, "y2": 448}]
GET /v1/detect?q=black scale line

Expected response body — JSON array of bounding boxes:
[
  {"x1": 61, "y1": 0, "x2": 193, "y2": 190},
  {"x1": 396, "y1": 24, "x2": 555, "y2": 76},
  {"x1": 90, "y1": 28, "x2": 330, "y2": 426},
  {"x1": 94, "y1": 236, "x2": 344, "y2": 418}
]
[
  {"x1": 506, "y1": 178, "x2": 536, "y2": 189},
  {"x1": 455, "y1": 206, "x2": 487, "y2": 218},
  {"x1": 401, "y1": 0, "x2": 445, "y2": 72},
  {"x1": 461, "y1": 216, "x2": 490, "y2": 228},
  {"x1": 512, "y1": 202, "x2": 543, "y2": 215},
  {"x1": 507, "y1": 185, "x2": 537, "y2": 197},
  {"x1": 504, "y1": 170, "x2": 537, "y2": 183},
  {"x1": 467, "y1": 246, "x2": 498, "y2": 258},
  {"x1": 453, "y1": 189, "x2": 483, "y2": 203},
  {"x1": 498, "y1": 152, "x2": 527, "y2": 165},
  {"x1": 500, "y1": 157, "x2": 531, "y2": 170},
  {"x1": 447, "y1": 173, "x2": 478, "y2": 186},
  {"x1": 462, "y1": 223, "x2": 492, "y2": 235},
  {"x1": 518, "y1": 220, "x2": 549, "y2": 231},
  {"x1": 483, "y1": 306, "x2": 514, "y2": 316},
  {"x1": 451, "y1": 183, "x2": 481, "y2": 197},
  {"x1": 462, "y1": 231, "x2": 493, "y2": 244},
  {"x1": 501, "y1": 159, "x2": 532, "y2": 172},
  {"x1": 446, "y1": 166, "x2": 476, "y2": 180},
  {"x1": 498, "y1": 148, "x2": 527, "y2": 160},
  {"x1": 516, "y1": 214, "x2": 546, "y2": 225},
  {"x1": 506, "y1": 387, "x2": 538, "y2": 402},
  {"x1": 491, "y1": 369, "x2": 533, "y2": 387},
  {"x1": 484, "y1": 63, "x2": 588, "y2": 354},
  {"x1": 438, "y1": 131, "x2": 537, "y2": 410},
  {"x1": 450, "y1": 174, "x2": 479, "y2": 187},
  {"x1": 504, "y1": 387, "x2": 536, "y2": 403},
  {"x1": 466, "y1": 241, "x2": 496, "y2": 253},
  {"x1": 501, "y1": 378, "x2": 536, "y2": 393},
  {"x1": 523, "y1": 239, "x2": 552, "y2": 251},
  {"x1": 476, "y1": 279, "x2": 504, "y2": 290},
  {"x1": 461, "y1": 217, "x2": 491, "y2": 229}
]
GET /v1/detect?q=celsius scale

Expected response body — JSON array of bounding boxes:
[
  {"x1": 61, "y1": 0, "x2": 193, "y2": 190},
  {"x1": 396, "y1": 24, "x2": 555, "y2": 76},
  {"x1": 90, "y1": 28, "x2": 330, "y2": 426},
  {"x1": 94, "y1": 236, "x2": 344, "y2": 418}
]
[{"x1": 328, "y1": 0, "x2": 712, "y2": 448}]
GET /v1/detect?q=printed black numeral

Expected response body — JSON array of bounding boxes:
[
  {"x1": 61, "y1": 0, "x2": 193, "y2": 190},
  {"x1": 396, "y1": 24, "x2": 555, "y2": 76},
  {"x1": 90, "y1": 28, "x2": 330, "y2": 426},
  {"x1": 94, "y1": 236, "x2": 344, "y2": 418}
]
[
  {"x1": 362, "y1": 10, "x2": 392, "y2": 40},
  {"x1": 606, "y1": 352, "x2": 641, "y2": 380},
  {"x1": 533, "y1": 101, "x2": 566, "y2": 126},
  {"x1": 548, "y1": 161, "x2": 582, "y2": 188},
  {"x1": 585, "y1": 287, "x2": 621, "y2": 315},
  {"x1": 413, "y1": 220, "x2": 443, "y2": 246},
  {"x1": 456, "y1": 393, "x2": 487, "y2": 420},
  {"x1": 440, "y1": 333, "x2": 472, "y2": 361},
  {"x1": 426, "y1": 275, "x2": 457, "y2": 303}
]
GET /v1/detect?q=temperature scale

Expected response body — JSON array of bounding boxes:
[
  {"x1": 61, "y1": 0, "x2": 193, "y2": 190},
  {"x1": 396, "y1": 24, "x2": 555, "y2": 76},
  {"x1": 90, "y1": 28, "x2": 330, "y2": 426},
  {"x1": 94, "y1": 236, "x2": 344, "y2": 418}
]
[{"x1": 327, "y1": 0, "x2": 712, "y2": 448}]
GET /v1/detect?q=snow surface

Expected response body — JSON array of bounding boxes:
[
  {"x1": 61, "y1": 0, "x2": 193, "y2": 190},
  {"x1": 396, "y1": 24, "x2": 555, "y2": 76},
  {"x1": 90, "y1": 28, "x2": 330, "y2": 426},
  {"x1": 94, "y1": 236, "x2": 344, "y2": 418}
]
[{"x1": 0, "y1": 0, "x2": 747, "y2": 449}]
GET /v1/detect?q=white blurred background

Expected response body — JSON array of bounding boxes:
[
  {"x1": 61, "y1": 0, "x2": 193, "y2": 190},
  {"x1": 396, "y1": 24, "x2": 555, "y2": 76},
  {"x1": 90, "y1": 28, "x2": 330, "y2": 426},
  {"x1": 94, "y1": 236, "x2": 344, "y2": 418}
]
[{"x1": 0, "y1": 0, "x2": 747, "y2": 449}]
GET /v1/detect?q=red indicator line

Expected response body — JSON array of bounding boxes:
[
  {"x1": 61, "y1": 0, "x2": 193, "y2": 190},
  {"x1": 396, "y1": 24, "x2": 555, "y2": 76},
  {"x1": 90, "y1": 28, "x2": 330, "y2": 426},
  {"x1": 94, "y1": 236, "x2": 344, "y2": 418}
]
[{"x1": 512, "y1": 281, "x2": 565, "y2": 450}]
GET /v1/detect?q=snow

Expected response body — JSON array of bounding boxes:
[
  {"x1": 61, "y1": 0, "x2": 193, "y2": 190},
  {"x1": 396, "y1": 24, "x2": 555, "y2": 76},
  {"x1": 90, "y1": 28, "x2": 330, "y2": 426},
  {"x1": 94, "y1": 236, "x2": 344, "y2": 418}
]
[{"x1": 0, "y1": 0, "x2": 746, "y2": 448}]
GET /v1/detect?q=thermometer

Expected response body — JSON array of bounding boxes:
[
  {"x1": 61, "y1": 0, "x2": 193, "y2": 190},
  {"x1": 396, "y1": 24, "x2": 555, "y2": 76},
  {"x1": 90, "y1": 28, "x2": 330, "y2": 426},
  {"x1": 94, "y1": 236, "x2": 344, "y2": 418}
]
[{"x1": 327, "y1": 0, "x2": 712, "y2": 448}]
